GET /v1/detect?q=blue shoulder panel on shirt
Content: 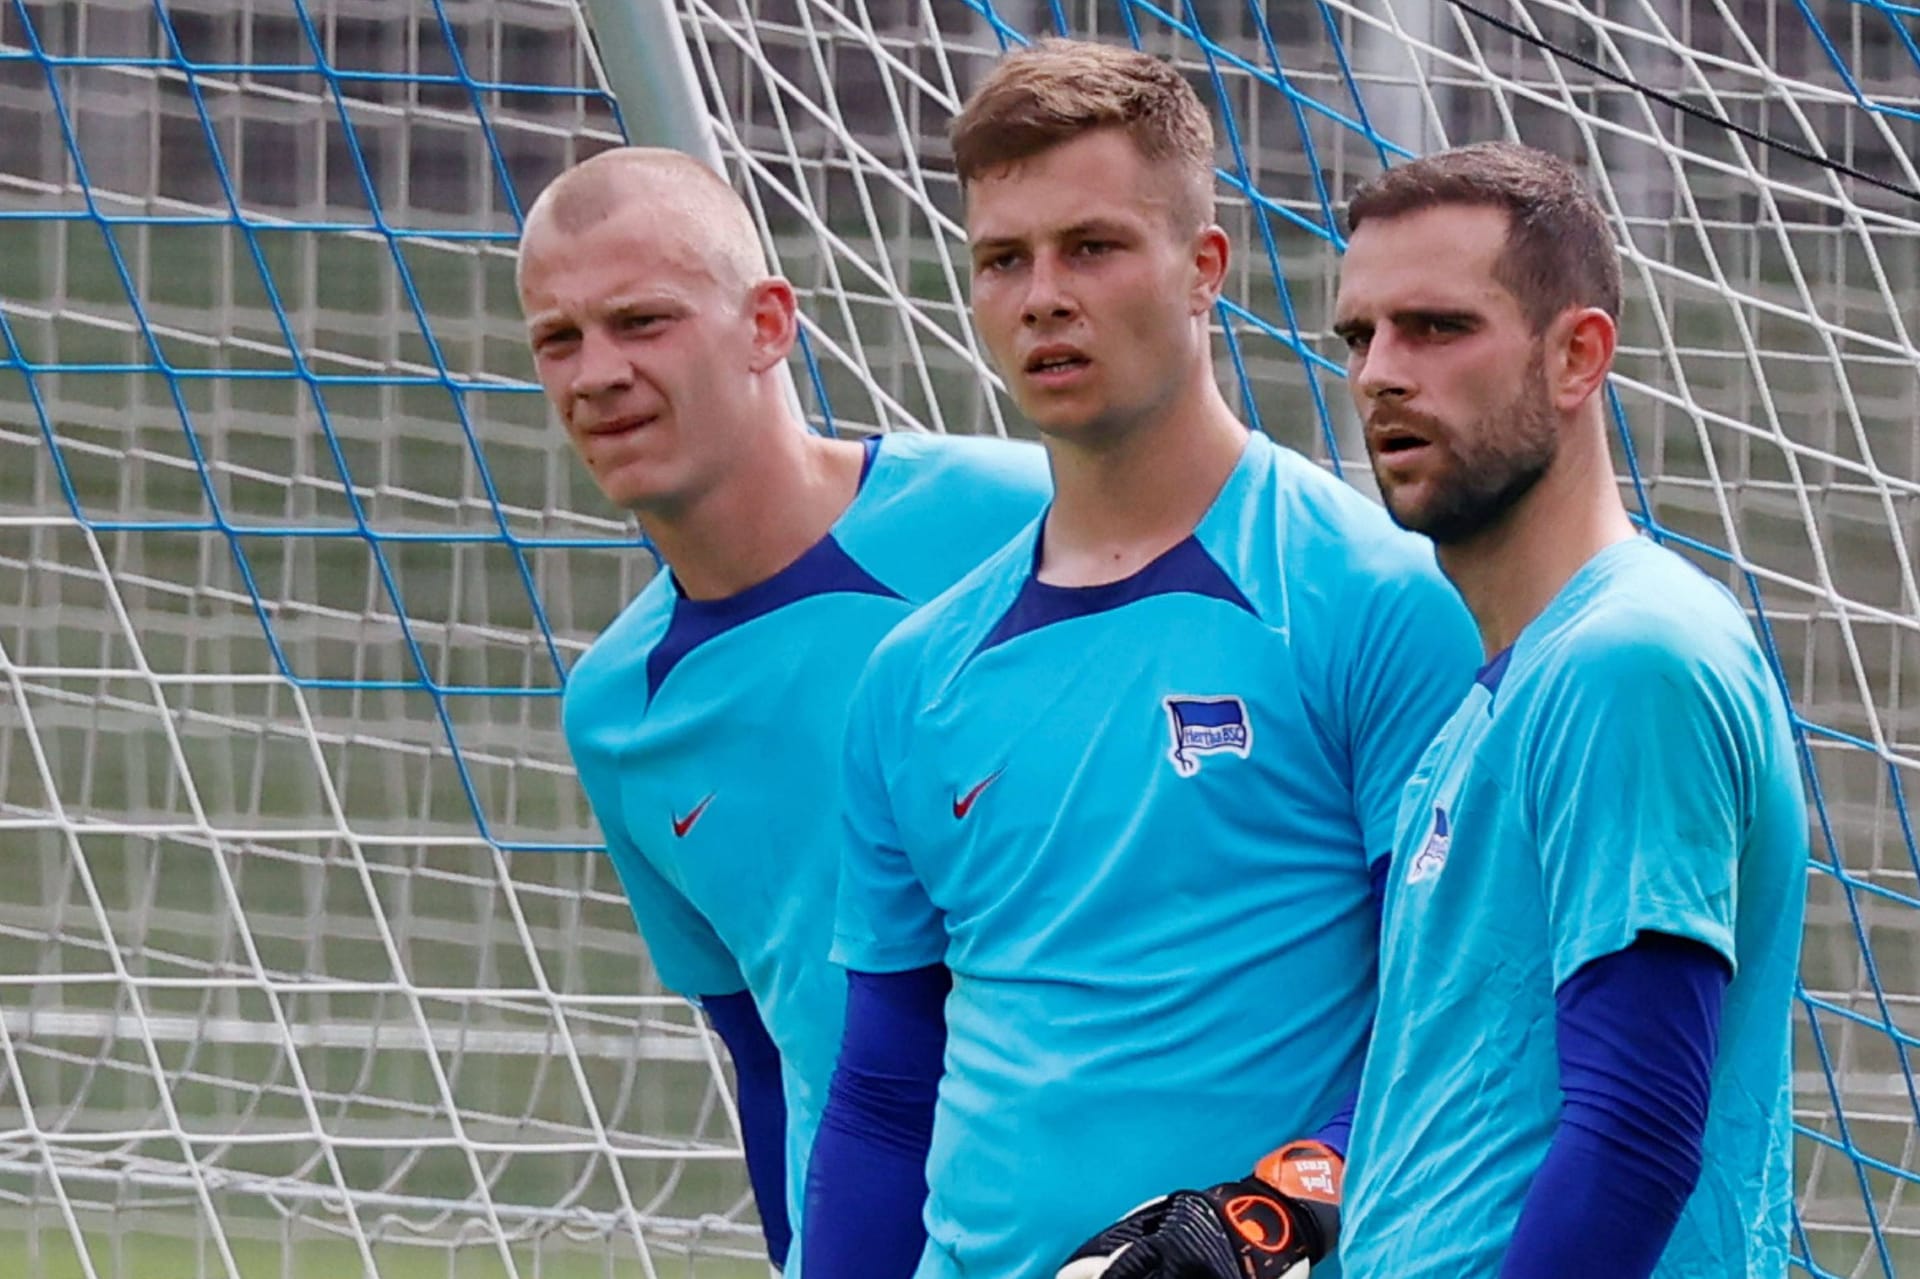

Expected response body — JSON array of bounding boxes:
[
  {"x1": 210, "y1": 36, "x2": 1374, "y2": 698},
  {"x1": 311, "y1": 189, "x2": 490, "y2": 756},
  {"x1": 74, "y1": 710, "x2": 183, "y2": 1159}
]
[
  {"x1": 859, "y1": 433, "x2": 880, "y2": 484},
  {"x1": 646, "y1": 532, "x2": 903, "y2": 701},
  {"x1": 972, "y1": 534, "x2": 1255, "y2": 659}
]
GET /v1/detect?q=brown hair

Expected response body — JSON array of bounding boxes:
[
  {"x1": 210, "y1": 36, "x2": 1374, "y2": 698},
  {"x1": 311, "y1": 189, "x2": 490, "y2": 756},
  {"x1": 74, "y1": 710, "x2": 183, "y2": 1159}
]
[
  {"x1": 950, "y1": 38, "x2": 1216, "y2": 229},
  {"x1": 1346, "y1": 141, "x2": 1622, "y2": 331}
]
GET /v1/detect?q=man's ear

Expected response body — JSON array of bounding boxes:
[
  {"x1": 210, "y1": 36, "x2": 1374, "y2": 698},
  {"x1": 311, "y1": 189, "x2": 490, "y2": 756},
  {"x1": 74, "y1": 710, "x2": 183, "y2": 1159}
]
[
  {"x1": 745, "y1": 277, "x2": 799, "y2": 371},
  {"x1": 1547, "y1": 305, "x2": 1616, "y2": 412},
  {"x1": 1190, "y1": 224, "x2": 1230, "y2": 316}
]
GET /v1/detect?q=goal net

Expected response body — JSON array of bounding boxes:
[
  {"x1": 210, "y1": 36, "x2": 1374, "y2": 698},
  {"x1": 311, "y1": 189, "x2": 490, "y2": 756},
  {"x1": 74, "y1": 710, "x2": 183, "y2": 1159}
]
[{"x1": 0, "y1": 1, "x2": 1913, "y2": 1277}]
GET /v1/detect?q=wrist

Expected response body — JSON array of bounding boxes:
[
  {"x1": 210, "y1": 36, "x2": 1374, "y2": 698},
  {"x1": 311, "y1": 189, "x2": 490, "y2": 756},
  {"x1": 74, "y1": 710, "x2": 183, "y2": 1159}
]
[{"x1": 1248, "y1": 1139, "x2": 1344, "y2": 1265}]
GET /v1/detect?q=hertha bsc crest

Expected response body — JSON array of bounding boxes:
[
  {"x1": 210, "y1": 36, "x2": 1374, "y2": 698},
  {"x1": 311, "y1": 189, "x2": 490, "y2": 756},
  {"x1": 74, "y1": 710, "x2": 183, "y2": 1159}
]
[
  {"x1": 1163, "y1": 695, "x2": 1252, "y2": 777},
  {"x1": 1407, "y1": 806, "x2": 1451, "y2": 883}
]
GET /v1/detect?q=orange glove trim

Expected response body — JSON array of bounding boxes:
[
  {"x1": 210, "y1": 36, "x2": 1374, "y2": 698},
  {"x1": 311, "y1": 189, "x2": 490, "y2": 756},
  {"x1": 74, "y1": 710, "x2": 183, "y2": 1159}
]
[
  {"x1": 1252, "y1": 1139, "x2": 1344, "y2": 1206},
  {"x1": 1222, "y1": 1190, "x2": 1296, "y2": 1254}
]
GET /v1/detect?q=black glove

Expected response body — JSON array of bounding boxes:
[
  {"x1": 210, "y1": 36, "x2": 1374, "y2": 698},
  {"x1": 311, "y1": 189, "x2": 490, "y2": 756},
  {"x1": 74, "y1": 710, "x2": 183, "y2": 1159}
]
[{"x1": 1056, "y1": 1140, "x2": 1343, "y2": 1279}]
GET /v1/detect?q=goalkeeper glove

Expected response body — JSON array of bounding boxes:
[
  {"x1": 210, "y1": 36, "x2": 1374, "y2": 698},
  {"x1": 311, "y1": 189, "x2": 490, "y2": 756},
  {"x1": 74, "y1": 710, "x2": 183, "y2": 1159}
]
[{"x1": 1055, "y1": 1139, "x2": 1344, "y2": 1279}]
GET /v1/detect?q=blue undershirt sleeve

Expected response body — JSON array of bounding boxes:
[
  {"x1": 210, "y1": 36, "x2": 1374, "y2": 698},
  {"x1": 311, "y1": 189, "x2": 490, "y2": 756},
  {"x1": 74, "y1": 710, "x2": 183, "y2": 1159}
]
[
  {"x1": 703, "y1": 990, "x2": 791, "y2": 1268},
  {"x1": 1498, "y1": 932, "x2": 1730, "y2": 1279},
  {"x1": 803, "y1": 964, "x2": 952, "y2": 1279},
  {"x1": 1311, "y1": 1094, "x2": 1357, "y2": 1161}
]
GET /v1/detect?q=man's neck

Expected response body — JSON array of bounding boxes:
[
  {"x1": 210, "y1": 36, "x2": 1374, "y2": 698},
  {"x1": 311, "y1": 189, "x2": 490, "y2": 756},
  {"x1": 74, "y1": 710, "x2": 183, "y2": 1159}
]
[
  {"x1": 643, "y1": 427, "x2": 866, "y2": 601},
  {"x1": 1037, "y1": 384, "x2": 1248, "y2": 588},
  {"x1": 1437, "y1": 427, "x2": 1636, "y2": 657}
]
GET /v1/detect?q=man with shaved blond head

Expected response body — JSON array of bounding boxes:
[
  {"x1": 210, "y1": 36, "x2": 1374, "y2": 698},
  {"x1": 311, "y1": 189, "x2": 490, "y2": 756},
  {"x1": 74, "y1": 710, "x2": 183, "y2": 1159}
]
[{"x1": 519, "y1": 146, "x2": 1050, "y2": 1272}]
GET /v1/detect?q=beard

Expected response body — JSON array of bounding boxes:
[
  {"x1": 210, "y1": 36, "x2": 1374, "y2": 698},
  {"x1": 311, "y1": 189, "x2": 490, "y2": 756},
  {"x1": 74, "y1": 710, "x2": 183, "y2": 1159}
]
[{"x1": 1368, "y1": 351, "x2": 1558, "y2": 546}]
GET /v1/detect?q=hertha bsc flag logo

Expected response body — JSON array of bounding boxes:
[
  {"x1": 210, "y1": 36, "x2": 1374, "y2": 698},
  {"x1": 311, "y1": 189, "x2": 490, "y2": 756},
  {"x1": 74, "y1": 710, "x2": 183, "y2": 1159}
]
[{"x1": 1163, "y1": 695, "x2": 1252, "y2": 777}]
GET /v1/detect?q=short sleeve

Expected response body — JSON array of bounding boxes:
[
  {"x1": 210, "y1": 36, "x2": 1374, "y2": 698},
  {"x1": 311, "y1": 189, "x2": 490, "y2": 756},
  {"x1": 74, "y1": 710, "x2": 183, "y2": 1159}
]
[
  {"x1": 831, "y1": 646, "x2": 948, "y2": 973},
  {"x1": 1341, "y1": 562, "x2": 1483, "y2": 864},
  {"x1": 568, "y1": 732, "x2": 745, "y2": 999},
  {"x1": 603, "y1": 824, "x2": 747, "y2": 999},
  {"x1": 1525, "y1": 632, "x2": 1747, "y2": 987}
]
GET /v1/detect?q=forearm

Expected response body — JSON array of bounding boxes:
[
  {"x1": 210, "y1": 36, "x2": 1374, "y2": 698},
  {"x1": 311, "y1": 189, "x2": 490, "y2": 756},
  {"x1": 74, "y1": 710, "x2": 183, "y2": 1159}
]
[
  {"x1": 805, "y1": 1076, "x2": 939, "y2": 1277},
  {"x1": 703, "y1": 991, "x2": 792, "y2": 1266},
  {"x1": 802, "y1": 965, "x2": 951, "y2": 1279},
  {"x1": 1498, "y1": 933, "x2": 1728, "y2": 1279},
  {"x1": 1500, "y1": 1115, "x2": 1690, "y2": 1279}
]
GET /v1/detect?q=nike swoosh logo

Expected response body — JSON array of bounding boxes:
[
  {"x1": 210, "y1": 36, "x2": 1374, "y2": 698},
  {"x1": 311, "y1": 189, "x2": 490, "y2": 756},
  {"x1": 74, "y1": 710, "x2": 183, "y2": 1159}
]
[
  {"x1": 951, "y1": 770, "x2": 1003, "y2": 820},
  {"x1": 671, "y1": 793, "x2": 715, "y2": 838}
]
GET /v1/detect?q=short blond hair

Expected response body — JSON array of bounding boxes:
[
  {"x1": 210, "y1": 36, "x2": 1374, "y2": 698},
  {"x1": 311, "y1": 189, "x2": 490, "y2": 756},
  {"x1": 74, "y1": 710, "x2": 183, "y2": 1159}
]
[
  {"x1": 518, "y1": 147, "x2": 768, "y2": 293},
  {"x1": 950, "y1": 38, "x2": 1216, "y2": 230}
]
